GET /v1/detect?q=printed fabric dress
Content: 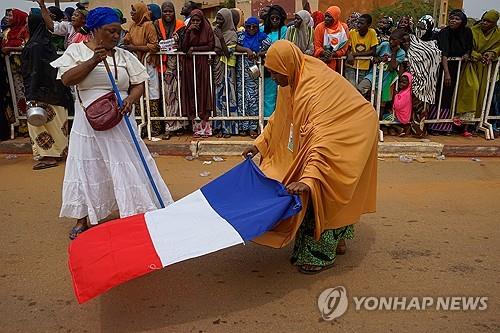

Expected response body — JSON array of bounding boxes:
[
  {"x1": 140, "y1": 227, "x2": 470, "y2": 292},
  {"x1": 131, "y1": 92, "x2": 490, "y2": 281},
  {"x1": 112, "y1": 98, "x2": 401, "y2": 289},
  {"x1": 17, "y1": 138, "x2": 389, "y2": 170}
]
[
  {"x1": 236, "y1": 31, "x2": 260, "y2": 133},
  {"x1": 51, "y1": 43, "x2": 173, "y2": 225}
]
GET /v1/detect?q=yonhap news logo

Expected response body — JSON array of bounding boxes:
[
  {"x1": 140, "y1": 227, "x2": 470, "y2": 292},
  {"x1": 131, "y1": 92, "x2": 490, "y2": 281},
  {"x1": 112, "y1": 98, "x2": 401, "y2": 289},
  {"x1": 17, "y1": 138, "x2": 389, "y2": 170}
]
[
  {"x1": 318, "y1": 286, "x2": 488, "y2": 320},
  {"x1": 317, "y1": 286, "x2": 349, "y2": 320}
]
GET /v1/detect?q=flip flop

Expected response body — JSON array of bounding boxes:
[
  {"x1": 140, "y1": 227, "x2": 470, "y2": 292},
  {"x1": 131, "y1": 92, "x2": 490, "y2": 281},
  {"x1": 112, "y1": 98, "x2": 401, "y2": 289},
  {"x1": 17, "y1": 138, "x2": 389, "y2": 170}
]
[
  {"x1": 33, "y1": 160, "x2": 58, "y2": 170},
  {"x1": 298, "y1": 263, "x2": 335, "y2": 275}
]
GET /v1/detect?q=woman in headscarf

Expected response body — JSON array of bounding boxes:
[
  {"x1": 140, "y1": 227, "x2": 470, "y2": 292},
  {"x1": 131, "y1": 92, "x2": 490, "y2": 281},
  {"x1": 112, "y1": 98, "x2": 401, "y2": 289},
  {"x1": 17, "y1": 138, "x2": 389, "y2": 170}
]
[
  {"x1": 124, "y1": 2, "x2": 161, "y2": 136},
  {"x1": 311, "y1": 11, "x2": 324, "y2": 29},
  {"x1": 242, "y1": 40, "x2": 378, "y2": 274},
  {"x1": 180, "y1": 9, "x2": 215, "y2": 138},
  {"x1": 38, "y1": 0, "x2": 88, "y2": 49},
  {"x1": 427, "y1": 9, "x2": 472, "y2": 135},
  {"x1": 47, "y1": 6, "x2": 65, "y2": 51},
  {"x1": 286, "y1": 10, "x2": 314, "y2": 55},
  {"x1": 235, "y1": 16, "x2": 267, "y2": 138},
  {"x1": 456, "y1": 10, "x2": 500, "y2": 136},
  {"x1": 147, "y1": 3, "x2": 162, "y2": 22},
  {"x1": 376, "y1": 16, "x2": 394, "y2": 43},
  {"x1": 407, "y1": 15, "x2": 441, "y2": 137},
  {"x1": 397, "y1": 15, "x2": 414, "y2": 34},
  {"x1": 63, "y1": 7, "x2": 74, "y2": 22},
  {"x1": 260, "y1": 5, "x2": 287, "y2": 117},
  {"x1": 51, "y1": 7, "x2": 172, "y2": 239},
  {"x1": 154, "y1": 1, "x2": 186, "y2": 139},
  {"x1": 213, "y1": 8, "x2": 238, "y2": 138},
  {"x1": 231, "y1": 8, "x2": 245, "y2": 32},
  {"x1": 22, "y1": 9, "x2": 73, "y2": 170},
  {"x1": 113, "y1": 8, "x2": 128, "y2": 48},
  {"x1": 347, "y1": 12, "x2": 361, "y2": 30},
  {"x1": 1, "y1": 9, "x2": 29, "y2": 136},
  {"x1": 313, "y1": 6, "x2": 349, "y2": 72}
]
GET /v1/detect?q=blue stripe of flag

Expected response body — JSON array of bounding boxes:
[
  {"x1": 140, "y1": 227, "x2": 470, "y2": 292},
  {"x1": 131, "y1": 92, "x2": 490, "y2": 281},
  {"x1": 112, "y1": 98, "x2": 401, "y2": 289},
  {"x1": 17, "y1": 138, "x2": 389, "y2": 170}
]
[{"x1": 200, "y1": 159, "x2": 302, "y2": 241}]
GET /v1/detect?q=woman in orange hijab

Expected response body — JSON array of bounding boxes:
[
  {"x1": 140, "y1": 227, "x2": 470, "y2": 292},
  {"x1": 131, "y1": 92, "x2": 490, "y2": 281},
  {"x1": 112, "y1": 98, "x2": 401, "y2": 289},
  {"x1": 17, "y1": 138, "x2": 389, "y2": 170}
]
[
  {"x1": 243, "y1": 40, "x2": 378, "y2": 274},
  {"x1": 313, "y1": 6, "x2": 349, "y2": 72},
  {"x1": 124, "y1": 2, "x2": 161, "y2": 136}
]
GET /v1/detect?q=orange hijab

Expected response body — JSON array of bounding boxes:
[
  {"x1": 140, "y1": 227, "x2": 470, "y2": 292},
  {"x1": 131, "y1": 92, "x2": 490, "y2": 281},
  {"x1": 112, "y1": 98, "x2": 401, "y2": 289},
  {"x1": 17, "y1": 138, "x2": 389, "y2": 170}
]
[
  {"x1": 325, "y1": 6, "x2": 343, "y2": 34},
  {"x1": 253, "y1": 41, "x2": 378, "y2": 248},
  {"x1": 125, "y1": 2, "x2": 158, "y2": 62}
]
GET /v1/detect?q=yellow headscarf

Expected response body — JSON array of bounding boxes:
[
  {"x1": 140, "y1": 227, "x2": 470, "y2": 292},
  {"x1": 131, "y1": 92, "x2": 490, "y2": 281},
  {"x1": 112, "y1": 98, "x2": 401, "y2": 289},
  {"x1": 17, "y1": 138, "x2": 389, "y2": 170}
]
[{"x1": 254, "y1": 40, "x2": 379, "y2": 248}]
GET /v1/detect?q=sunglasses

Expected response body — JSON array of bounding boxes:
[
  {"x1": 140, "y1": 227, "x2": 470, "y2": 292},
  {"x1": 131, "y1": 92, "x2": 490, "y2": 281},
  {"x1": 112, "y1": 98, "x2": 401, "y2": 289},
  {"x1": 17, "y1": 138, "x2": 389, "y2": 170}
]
[{"x1": 245, "y1": 24, "x2": 259, "y2": 29}]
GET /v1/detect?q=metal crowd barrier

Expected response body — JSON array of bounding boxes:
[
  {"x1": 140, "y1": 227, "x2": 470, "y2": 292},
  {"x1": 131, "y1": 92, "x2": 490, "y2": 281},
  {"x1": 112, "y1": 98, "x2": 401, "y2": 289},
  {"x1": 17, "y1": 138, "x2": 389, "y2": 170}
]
[
  {"x1": 3, "y1": 52, "x2": 147, "y2": 140},
  {"x1": 143, "y1": 51, "x2": 264, "y2": 140},
  {"x1": 377, "y1": 57, "x2": 499, "y2": 141},
  {"x1": 4, "y1": 51, "x2": 499, "y2": 141},
  {"x1": 482, "y1": 59, "x2": 500, "y2": 139}
]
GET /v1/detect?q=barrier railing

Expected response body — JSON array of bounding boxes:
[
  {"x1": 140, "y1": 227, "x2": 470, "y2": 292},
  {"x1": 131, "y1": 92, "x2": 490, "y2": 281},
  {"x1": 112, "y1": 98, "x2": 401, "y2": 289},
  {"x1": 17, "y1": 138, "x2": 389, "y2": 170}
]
[
  {"x1": 143, "y1": 51, "x2": 264, "y2": 140},
  {"x1": 375, "y1": 57, "x2": 499, "y2": 141},
  {"x1": 3, "y1": 51, "x2": 499, "y2": 141},
  {"x1": 482, "y1": 59, "x2": 500, "y2": 139}
]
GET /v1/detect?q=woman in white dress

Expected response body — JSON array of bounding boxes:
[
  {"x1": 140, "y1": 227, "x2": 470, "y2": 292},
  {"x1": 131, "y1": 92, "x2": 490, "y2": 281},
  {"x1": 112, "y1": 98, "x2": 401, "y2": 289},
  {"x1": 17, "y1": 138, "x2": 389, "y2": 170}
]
[{"x1": 51, "y1": 7, "x2": 173, "y2": 239}]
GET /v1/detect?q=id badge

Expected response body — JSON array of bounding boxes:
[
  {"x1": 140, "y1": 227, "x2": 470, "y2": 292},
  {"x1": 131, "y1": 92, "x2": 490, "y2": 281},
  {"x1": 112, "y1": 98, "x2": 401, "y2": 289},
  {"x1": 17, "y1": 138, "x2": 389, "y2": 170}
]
[{"x1": 287, "y1": 123, "x2": 294, "y2": 152}]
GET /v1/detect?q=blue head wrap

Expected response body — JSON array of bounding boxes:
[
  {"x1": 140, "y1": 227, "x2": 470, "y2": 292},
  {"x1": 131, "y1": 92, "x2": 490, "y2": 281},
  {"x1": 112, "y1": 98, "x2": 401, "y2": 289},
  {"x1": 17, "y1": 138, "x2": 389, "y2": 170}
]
[
  {"x1": 86, "y1": 7, "x2": 121, "y2": 31},
  {"x1": 242, "y1": 16, "x2": 267, "y2": 52},
  {"x1": 147, "y1": 4, "x2": 162, "y2": 21},
  {"x1": 245, "y1": 16, "x2": 260, "y2": 26}
]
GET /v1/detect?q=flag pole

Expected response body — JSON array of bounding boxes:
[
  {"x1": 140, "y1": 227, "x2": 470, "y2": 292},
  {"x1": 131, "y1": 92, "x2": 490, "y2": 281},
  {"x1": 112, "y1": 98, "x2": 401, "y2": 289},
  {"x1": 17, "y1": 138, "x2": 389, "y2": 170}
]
[{"x1": 102, "y1": 58, "x2": 165, "y2": 208}]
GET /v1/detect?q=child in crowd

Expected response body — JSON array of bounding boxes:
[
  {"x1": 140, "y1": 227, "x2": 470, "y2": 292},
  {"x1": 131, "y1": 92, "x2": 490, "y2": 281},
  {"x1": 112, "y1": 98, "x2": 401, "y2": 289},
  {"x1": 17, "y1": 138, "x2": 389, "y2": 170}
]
[
  {"x1": 384, "y1": 72, "x2": 413, "y2": 136},
  {"x1": 357, "y1": 29, "x2": 406, "y2": 106},
  {"x1": 345, "y1": 14, "x2": 378, "y2": 86}
]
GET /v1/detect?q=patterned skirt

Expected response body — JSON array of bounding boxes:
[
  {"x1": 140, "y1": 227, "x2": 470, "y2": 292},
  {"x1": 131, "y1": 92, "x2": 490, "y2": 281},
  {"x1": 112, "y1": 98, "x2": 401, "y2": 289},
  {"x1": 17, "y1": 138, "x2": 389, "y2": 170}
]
[
  {"x1": 28, "y1": 103, "x2": 68, "y2": 158},
  {"x1": 291, "y1": 207, "x2": 354, "y2": 267}
]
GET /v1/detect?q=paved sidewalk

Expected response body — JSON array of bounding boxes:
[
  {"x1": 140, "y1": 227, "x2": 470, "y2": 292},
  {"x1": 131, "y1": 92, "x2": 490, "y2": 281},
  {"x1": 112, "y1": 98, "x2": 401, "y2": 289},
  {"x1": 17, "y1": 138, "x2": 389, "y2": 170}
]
[{"x1": 1, "y1": 134, "x2": 499, "y2": 157}]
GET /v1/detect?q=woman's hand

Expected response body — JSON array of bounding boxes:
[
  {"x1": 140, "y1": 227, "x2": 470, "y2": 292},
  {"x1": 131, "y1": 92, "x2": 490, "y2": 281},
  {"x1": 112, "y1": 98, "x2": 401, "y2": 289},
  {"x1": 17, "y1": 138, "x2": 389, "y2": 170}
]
[
  {"x1": 444, "y1": 71, "x2": 452, "y2": 87},
  {"x1": 481, "y1": 52, "x2": 495, "y2": 65},
  {"x1": 214, "y1": 27, "x2": 224, "y2": 40},
  {"x1": 346, "y1": 53, "x2": 355, "y2": 65},
  {"x1": 246, "y1": 48, "x2": 256, "y2": 60},
  {"x1": 242, "y1": 145, "x2": 259, "y2": 158},
  {"x1": 91, "y1": 45, "x2": 108, "y2": 64},
  {"x1": 120, "y1": 97, "x2": 133, "y2": 116},
  {"x1": 286, "y1": 182, "x2": 310, "y2": 195}
]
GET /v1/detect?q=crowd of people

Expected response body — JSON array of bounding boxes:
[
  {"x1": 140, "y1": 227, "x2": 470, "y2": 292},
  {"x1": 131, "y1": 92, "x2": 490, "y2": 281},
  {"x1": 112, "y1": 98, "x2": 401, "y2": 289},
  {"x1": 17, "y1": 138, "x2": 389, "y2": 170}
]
[{"x1": 0, "y1": 2, "x2": 499, "y2": 146}]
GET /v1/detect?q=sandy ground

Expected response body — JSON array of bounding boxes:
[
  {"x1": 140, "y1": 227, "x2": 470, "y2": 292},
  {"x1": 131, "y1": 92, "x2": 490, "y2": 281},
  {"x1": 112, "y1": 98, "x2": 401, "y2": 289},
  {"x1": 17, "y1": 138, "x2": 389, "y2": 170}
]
[{"x1": 1, "y1": 154, "x2": 499, "y2": 333}]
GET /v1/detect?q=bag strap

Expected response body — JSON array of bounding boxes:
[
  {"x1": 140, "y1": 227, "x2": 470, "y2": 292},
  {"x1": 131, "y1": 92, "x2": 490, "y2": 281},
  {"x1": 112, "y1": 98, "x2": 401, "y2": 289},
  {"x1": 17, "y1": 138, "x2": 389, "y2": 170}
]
[{"x1": 76, "y1": 86, "x2": 85, "y2": 111}]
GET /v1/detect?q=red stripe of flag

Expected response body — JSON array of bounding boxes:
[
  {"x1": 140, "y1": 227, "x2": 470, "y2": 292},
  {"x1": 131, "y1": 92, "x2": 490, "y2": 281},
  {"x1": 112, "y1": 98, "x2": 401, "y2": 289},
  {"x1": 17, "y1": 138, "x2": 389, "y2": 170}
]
[{"x1": 68, "y1": 213, "x2": 162, "y2": 303}]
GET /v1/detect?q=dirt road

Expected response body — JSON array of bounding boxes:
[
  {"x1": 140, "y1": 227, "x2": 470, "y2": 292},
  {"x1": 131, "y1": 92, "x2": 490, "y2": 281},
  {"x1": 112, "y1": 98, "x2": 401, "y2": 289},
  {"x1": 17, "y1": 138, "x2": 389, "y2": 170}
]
[{"x1": 1, "y1": 155, "x2": 499, "y2": 332}]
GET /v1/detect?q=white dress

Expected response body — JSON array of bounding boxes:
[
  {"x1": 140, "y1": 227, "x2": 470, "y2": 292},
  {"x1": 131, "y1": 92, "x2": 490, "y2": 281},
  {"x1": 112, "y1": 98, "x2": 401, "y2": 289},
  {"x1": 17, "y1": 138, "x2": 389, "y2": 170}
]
[{"x1": 51, "y1": 43, "x2": 173, "y2": 225}]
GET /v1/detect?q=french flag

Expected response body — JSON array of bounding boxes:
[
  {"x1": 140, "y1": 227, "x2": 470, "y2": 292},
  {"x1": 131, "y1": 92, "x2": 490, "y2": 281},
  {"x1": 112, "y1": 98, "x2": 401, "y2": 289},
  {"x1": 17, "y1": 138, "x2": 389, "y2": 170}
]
[{"x1": 68, "y1": 159, "x2": 302, "y2": 303}]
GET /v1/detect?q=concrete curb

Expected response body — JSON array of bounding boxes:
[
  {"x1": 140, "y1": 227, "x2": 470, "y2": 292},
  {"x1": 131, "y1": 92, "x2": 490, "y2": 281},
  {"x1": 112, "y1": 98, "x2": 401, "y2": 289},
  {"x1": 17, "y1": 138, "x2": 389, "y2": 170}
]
[{"x1": 1, "y1": 138, "x2": 499, "y2": 157}]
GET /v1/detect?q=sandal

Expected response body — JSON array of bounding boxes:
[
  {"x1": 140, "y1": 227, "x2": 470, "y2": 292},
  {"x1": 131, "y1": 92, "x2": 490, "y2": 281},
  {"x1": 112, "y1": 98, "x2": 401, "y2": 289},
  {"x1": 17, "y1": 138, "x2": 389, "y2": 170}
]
[
  {"x1": 33, "y1": 160, "x2": 58, "y2": 170},
  {"x1": 250, "y1": 131, "x2": 259, "y2": 139},
  {"x1": 69, "y1": 224, "x2": 88, "y2": 240},
  {"x1": 298, "y1": 263, "x2": 335, "y2": 275},
  {"x1": 223, "y1": 134, "x2": 231, "y2": 139},
  {"x1": 215, "y1": 132, "x2": 224, "y2": 138},
  {"x1": 463, "y1": 131, "x2": 473, "y2": 138},
  {"x1": 162, "y1": 133, "x2": 171, "y2": 140}
]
